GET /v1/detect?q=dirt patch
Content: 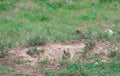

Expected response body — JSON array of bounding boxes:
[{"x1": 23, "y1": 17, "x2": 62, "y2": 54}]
[
  {"x1": 6, "y1": 40, "x2": 119, "y2": 76},
  {"x1": 9, "y1": 40, "x2": 118, "y2": 64},
  {"x1": 87, "y1": 41, "x2": 117, "y2": 62},
  {"x1": 7, "y1": 40, "x2": 85, "y2": 76},
  {"x1": 10, "y1": 40, "x2": 85, "y2": 66}
]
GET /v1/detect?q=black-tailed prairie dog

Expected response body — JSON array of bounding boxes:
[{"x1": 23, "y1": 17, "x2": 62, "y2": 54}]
[{"x1": 63, "y1": 49, "x2": 74, "y2": 59}]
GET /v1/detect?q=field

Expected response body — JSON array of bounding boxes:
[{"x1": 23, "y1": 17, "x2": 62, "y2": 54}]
[{"x1": 0, "y1": 0, "x2": 120, "y2": 76}]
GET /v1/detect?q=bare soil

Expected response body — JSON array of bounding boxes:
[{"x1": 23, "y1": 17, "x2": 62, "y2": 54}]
[{"x1": 0, "y1": 40, "x2": 119, "y2": 76}]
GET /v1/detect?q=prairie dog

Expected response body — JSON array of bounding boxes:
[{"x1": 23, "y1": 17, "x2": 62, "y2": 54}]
[{"x1": 63, "y1": 49, "x2": 74, "y2": 59}]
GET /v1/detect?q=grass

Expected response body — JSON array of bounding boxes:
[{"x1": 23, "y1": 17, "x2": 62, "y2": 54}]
[
  {"x1": 28, "y1": 35, "x2": 47, "y2": 46},
  {"x1": 0, "y1": 41, "x2": 12, "y2": 58},
  {"x1": 43, "y1": 61, "x2": 120, "y2": 76},
  {"x1": 0, "y1": 0, "x2": 120, "y2": 76},
  {"x1": 1, "y1": 0, "x2": 120, "y2": 47},
  {"x1": 42, "y1": 57, "x2": 49, "y2": 65},
  {"x1": 0, "y1": 65, "x2": 18, "y2": 76},
  {"x1": 40, "y1": 48, "x2": 45, "y2": 53},
  {"x1": 0, "y1": 66, "x2": 12, "y2": 75},
  {"x1": 84, "y1": 41, "x2": 96, "y2": 54},
  {"x1": 27, "y1": 46, "x2": 39, "y2": 56}
]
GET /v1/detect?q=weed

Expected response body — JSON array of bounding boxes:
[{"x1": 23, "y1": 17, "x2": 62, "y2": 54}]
[
  {"x1": 13, "y1": 60, "x2": 25, "y2": 64},
  {"x1": 44, "y1": 69, "x2": 56, "y2": 76},
  {"x1": 24, "y1": 13, "x2": 50, "y2": 22},
  {"x1": 40, "y1": 48, "x2": 45, "y2": 53},
  {"x1": 84, "y1": 41, "x2": 96, "y2": 54},
  {"x1": 96, "y1": 32, "x2": 108, "y2": 41},
  {"x1": 0, "y1": 42, "x2": 12, "y2": 58},
  {"x1": 59, "y1": 60, "x2": 69, "y2": 67},
  {"x1": 0, "y1": 2, "x2": 15, "y2": 13},
  {"x1": 42, "y1": 57, "x2": 48, "y2": 65},
  {"x1": 40, "y1": 14, "x2": 50, "y2": 21},
  {"x1": 59, "y1": 69, "x2": 78, "y2": 76},
  {"x1": 27, "y1": 46, "x2": 39, "y2": 56},
  {"x1": 0, "y1": 66, "x2": 12, "y2": 74},
  {"x1": 28, "y1": 35, "x2": 47, "y2": 46},
  {"x1": 65, "y1": 4, "x2": 80, "y2": 10},
  {"x1": 42, "y1": 0, "x2": 66, "y2": 9},
  {"x1": 108, "y1": 50, "x2": 116, "y2": 58},
  {"x1": 99, "y1": 0, "x2": 120, "y2": 3},
  {"x1": 113, "y1": 51, "x2": 120, "y2": 61}
]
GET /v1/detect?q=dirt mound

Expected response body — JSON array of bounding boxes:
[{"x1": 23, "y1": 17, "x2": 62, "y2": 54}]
[
  {"x1": 10, "y1": 40, "x2": 118, "y2": 65},
  {"x1": 8, "y1": 40, "x2": 119, "y2": 76},
  {"x1": 10, "y1": 40, "x2": 85, "y2": 66}
]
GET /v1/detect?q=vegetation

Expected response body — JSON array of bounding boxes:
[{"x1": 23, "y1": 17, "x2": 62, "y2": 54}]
[
  {"x1": 1, "y1": 0, "x2": 120, "y2": 47},
  {"x1": 0, "y1": 0, "x2": 120, "y2": 76},
  {"x1": 44, "y1": 61, "x2": 120, "y2": 76},
  {"x1": 0, "y1": 41, "x2": 12, "y2": 58},
  {"x1": 0, "y1": 66, "x2": 12, "y2": 75},
  {"x1": 84, "y1": 41, "x2": 96, "y2": 54},
  {"x1": 27, "y1": 46, "x2": 40, "y2": 56}
]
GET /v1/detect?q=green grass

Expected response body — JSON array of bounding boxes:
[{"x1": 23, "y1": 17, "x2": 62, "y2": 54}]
[
  {"x1": 84, "y1": 41, "x2": 96, "y2": 54},
  {"x1": 27, "y1": 46, "x2": 39, "y2": 56},
  {"x1": 43, "y1": 61, "x2": 120, "y2": 76},
  {"x1": 0, "y1": 66, "x2": 12, "y2": 74},
  {"x1": 0, "y1": 41, "x2": 12, "y2": 58},
  {"x1": 0, "y1": 65, "x2": 17, "y2": 76},
  {"x1": 0, "y1": 0, "x2": 120, "y2": 47}
]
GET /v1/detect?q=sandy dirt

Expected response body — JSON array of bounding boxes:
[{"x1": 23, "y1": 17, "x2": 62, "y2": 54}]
[{"x1": 0, "y1": 40, "x2": 119, "y2": 76}]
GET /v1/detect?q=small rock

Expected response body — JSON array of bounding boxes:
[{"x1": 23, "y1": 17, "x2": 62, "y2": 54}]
[
  {"x1": 94, "y1": 62, "x2": 99, "y2": 65},
  {"x1": 105, "y1": 28, "x2": 114, "y2": 35}
]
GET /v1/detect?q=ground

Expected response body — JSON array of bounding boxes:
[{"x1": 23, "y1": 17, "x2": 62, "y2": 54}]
[{"x1": 0, "y1": 40, "x2": 120, "y2": 76}]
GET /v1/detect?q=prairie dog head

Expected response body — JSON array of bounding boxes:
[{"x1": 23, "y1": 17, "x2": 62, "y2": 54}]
[{"x1": 63, "y1": 48, "x2": 74, "y2": 59}]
